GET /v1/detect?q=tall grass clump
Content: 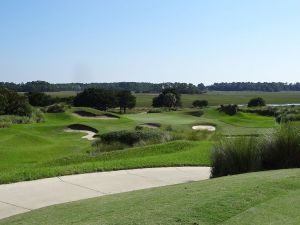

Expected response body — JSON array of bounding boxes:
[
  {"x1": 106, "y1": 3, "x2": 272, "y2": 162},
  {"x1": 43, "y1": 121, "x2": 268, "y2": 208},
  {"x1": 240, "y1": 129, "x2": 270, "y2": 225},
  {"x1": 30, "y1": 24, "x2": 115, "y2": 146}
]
[
  {"x1": 211, "y1": 123, "x2": 300, "y2": 178},
  {"x1": 261, "y1": 123, "x2": 300, "y2": 169},
  {"x1": 211, "y1": 137, "x2": 261, "y2": 177}
]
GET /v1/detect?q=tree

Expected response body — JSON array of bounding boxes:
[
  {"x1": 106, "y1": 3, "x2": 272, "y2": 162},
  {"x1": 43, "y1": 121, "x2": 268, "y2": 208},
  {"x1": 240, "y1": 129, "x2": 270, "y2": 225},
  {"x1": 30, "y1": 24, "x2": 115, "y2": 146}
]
[
  {"x1": 73, "y1": 88, "x2": 117, "y2": 111},
  {"x1": 163, "y1": 93, "x2": 177, "y2": 110},
  {"x1": 248, "y1": 97, "x2": 266, "y2": 107},
  {"x1": 26, "y1": 92, "x2": 54, "y2": 107},
  {"x1": 192, "y1": 100, "x2": 208, "y2": 108},
  {"x1": 0, "y1": 93, "x2": 8, "y2": 115},
  {"x1": 0, "y1": 88, "x2": 32, "y2": 116},
  {"x1": 117, "y1": 90, "x2": 136, "y2": 113},
  {"x1": 218, "y1": 104, "x2": 238, "y2": 116},
  {"x1": 152, "y1": 88, "x2": 181, "y2": 110}
]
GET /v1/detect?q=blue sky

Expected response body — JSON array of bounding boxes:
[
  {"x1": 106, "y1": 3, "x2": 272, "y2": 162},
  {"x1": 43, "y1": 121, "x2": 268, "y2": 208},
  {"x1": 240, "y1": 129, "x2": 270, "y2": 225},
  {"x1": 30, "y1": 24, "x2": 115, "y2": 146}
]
[{"x1": 0, "y1": 0, "x2": 299, "y2": 84}]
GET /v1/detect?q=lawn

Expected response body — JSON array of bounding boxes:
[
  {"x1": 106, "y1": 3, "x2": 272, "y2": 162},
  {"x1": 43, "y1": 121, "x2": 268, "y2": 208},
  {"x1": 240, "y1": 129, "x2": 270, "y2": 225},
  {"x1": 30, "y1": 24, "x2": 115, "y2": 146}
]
[
  {"x1": 1, "y1": 169, "x2": 299, "y2": 225},
  {"x1": 0, "y1": 107, "x2": 277, "y2": 184}
]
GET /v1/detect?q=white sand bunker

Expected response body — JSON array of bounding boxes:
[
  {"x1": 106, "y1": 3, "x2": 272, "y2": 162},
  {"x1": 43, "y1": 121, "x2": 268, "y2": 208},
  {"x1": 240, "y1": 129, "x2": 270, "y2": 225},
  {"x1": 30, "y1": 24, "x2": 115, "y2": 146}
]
[
  {"x1": 192, "y1": 125, "x2": 216, "y2": 131},
  {"x1": 65, "y1": 129, "x2": 97, "y2": 140},
  {"x1": 64, "y1": 124, "x2": 98, "y2": 141}
]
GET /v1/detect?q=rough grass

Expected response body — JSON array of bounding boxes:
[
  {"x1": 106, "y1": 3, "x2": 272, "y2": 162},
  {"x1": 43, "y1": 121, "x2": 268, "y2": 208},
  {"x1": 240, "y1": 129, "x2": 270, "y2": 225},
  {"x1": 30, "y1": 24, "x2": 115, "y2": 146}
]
[
  {"x1": 1, "y1": 169, "x2": 300, "y2": 225},
  {"x1": 0, "y1": 140, "x2": 211, "y2": 184}
]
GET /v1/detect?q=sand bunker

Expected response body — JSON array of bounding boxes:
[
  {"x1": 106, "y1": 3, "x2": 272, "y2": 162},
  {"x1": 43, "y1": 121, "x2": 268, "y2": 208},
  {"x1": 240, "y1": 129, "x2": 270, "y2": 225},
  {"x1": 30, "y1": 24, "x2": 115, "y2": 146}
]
[
  {"x1": 73, "y1": 111, "x2": 119, "y2": 119},
  {"x1": 65, "y1": 129, "x2": 97, "y2": 140},
  {"x1": 192, "y1": 125, "x2": 216, "y2": 131},
  {"x1": 139, "y1": 123, "x2": 161, "y2": 129},
  {"x1": 64, "y1": 124, "x2": 98, "y2": 141}
]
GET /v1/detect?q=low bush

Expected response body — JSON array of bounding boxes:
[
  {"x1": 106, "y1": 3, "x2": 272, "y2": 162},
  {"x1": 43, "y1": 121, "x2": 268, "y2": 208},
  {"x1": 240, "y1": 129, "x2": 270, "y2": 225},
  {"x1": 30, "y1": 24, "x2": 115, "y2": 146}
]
[
  {"x1": 211, "y1": 123, "x2": 300, "y2": 177},
  {"x1": 100, "y1": 130, "x2": 171, "y2": 146},
  {"x1": 0, "y1": 117, "x2": 12, "y2": 128},
  {"x1": 218, "y1": 104, "x2": 238, "y2": 116},
  {"x1": 261, "y1": 124, "x2": 300, "y2": 169},
  {"x1": 211, "y1": 137, "x2": 261, "y2": 177},
  {"x1": 46, "y1": 104, "x2": 65, "y2": 113},
  {"x1": 192, "y1": 100, "x2": 208, "y2": 108},
  {"x1": 248, "y1": 97, "x2": 266, "y2": 107}
]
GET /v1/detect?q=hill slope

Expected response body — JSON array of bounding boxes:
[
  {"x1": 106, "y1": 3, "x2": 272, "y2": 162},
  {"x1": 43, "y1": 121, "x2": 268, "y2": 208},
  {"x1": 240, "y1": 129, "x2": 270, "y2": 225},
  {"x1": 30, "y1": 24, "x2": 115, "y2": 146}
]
[{"x1": 1, "y1": 169, "x2": 299, "y2": 225}]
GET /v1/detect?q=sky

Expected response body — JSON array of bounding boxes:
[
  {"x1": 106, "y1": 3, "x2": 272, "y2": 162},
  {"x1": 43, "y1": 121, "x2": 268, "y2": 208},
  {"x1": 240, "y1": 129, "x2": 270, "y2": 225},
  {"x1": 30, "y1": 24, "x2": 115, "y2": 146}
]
[{"x1": 0, "y1": 0, "x2": 300, "y2": 85}]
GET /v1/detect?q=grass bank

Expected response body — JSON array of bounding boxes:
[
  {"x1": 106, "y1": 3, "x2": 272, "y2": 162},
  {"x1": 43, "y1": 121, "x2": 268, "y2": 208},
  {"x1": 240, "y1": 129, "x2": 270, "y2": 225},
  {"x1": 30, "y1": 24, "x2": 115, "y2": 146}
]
[{"x1": 1, "y1": 169, "x2": 300, "y2": 225}]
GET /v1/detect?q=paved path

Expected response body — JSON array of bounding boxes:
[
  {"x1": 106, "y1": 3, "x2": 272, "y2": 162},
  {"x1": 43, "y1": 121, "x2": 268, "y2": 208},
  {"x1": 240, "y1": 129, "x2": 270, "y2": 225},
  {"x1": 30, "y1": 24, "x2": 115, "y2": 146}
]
[{"x1": 0, "y1": 167, "x2": 211, "y2": 220}]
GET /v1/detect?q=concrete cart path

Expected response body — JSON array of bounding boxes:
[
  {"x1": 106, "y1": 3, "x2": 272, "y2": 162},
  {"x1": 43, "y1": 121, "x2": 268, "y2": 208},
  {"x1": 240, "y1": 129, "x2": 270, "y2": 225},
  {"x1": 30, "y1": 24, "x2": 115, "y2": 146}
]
[{"x1": 0, "y1": 167, "x2": 211, "y2": 220}]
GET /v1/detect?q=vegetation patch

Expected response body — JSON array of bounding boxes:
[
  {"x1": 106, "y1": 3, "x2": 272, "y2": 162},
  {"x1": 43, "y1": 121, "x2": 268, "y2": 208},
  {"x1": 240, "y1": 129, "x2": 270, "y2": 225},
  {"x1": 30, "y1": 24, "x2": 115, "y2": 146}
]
[{"x1": 211, "y1": 123, "x2": 300, "y2": 177}]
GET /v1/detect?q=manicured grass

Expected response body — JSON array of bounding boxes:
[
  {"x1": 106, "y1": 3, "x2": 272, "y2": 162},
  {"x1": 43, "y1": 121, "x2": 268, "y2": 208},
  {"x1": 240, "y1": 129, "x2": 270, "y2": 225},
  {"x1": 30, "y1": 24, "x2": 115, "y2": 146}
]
[
  {"x1": 0, "y1": 107, "x2": 277, "y2": 184},
  {"x1": 2, "y1": 169, "x2": 300, "y2": 225}
]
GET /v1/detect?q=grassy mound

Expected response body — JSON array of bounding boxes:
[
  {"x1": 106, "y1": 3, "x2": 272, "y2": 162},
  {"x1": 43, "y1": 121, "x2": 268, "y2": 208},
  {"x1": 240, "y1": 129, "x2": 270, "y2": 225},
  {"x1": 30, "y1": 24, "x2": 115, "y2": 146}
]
[
  {"x1": 74, "y1": 110, "x2": 120, "y2": 119},
  {"x1": 1, "y1": 169, "x2": 300, "y2": 225}
]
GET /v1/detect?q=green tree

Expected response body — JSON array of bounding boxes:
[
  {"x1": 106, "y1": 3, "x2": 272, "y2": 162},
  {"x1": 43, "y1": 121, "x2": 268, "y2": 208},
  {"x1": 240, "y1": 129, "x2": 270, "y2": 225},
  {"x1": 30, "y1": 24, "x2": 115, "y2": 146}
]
[
  {"x1": 73, "y1": 88, "x2": 117, "y2": 111},
  {"x1": 117, "y1": 90, "x2": 136, "y2": 113},
  {"x1": 0, "y1": 93, "x2": 8, "y2": 115},
  {"x1": 248, "y1": 97, "x2": 266, "y2": 107},
  {"x1": 26, "y1": 92, "x2": 54, "y2": 107},
  {"x1": 152, "y1": 88, "x2": 181, "y2": 110},
  {"x1": 163, "y1": 93, "x2": 177, "y2": 110}
]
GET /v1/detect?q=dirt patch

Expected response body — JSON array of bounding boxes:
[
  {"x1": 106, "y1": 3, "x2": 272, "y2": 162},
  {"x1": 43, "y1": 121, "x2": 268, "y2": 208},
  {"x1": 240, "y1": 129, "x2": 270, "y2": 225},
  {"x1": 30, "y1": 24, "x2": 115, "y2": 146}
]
[
  {"x1": 73, "y1": 111, "x2": 119, "y2": 119},
  {"x1": 192, "y1": 125, "x2": 216, "y2": 131},
  {"x1": 64, "y1": 124, "x2": 98, "y2": 141}
]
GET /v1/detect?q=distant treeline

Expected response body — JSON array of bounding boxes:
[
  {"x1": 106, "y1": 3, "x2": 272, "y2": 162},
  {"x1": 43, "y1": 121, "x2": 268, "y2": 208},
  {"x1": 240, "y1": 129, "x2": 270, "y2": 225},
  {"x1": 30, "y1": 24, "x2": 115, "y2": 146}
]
[
  {"x1": 0, "y1": 81, "x2": 300, "y2": 93},
  {"x1": 0, "y1": 81, "x2": 206, "y2": 94},
  {"x1": 208, "y1": 82, "x2": 300, "y2": 92}
]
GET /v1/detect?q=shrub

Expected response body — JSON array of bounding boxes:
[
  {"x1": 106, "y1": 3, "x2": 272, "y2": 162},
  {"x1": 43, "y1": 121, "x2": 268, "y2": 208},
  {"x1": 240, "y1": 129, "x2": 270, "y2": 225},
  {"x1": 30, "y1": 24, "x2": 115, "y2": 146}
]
[
  {"x1": 211, "y1": 137, "x2": 261, "y2": 177},
  {"x1": 0, "y1": 116, "x2": 12, "y2": 128},
  {"x1": 192, "y1": 100, "x2": 208, "y2": 108},
  {"x1": 211, "y1": 123, "x2": 300, "y2": 177},
  {"x1": 261, "y1": 123, "x2": 300, "y2": 169},
  {"x1": 218, "y1": 104, "x2": 238, "y2": 116},
  {"x1": 46, "y1": 104, "x2": 65, "y2": 113},
  {"x1": 100, "y1": 130, "x2": 172, "y2": 146},
  {"x1": 248, "y1": 97, "x2": 266, "y2": 107}
]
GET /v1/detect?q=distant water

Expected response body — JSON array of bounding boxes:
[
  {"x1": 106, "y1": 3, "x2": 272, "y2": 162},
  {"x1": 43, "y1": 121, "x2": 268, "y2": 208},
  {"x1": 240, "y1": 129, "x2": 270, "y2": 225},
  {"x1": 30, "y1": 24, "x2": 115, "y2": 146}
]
[{"x1": 238, "y1": 103, "x2": 300, "y2": 107}]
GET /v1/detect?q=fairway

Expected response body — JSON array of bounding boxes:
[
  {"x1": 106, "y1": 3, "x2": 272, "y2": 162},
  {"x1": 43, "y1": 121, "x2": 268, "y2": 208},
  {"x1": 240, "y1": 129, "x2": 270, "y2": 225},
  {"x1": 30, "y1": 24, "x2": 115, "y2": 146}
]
[{"x1": 1, "y1": 169, "x2": 299, "y2": 225}]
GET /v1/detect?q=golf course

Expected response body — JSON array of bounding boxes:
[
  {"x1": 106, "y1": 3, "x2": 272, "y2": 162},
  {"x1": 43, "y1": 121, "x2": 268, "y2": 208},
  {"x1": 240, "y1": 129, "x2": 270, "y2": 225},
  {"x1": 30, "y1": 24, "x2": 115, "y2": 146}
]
[{"x1": 0, "y1": 103, "x2": 278, "y2": 184}]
